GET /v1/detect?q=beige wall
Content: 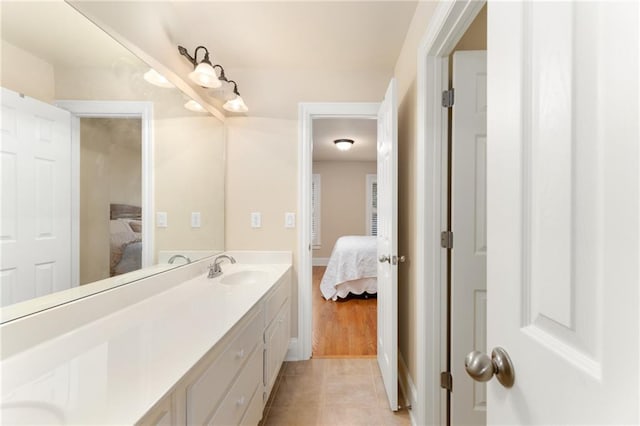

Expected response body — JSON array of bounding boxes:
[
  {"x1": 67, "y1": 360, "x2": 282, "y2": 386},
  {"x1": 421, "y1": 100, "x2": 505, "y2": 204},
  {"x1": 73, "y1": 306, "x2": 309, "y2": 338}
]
[
  {"x1": 393, "y1": 1, "x2": 439, "y2": 382},
  {"x1": 0, "y1": 40, "x2": 55, "y2": 103},
  {"x1": 154, "y1": 116, "x2": 225, "y2": 255},
  {"x1": 312, "y1": 161, "x2": 376, "y2": 258},
  {"x1": 80, "y1": 118, "x2": 141, "y2": 284},
  {"x1": 225, "y1": 117, "x2": 299, "y2": 333},
  {"x1": 392, "y1": 0, "x2": 486, "y2": 388}
]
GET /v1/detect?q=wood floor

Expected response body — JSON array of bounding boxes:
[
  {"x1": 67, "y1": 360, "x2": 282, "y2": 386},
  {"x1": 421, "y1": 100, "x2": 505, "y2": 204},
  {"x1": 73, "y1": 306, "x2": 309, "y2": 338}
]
[{"x1": 312, "y1": 266, "x2": 377, "y2": 357}]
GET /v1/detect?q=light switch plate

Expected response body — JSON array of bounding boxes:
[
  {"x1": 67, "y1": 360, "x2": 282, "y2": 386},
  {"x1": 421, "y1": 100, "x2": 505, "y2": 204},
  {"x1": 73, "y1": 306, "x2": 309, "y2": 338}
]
[
  {"x1": 251, "y1": 212, "x2": 262, "y2": 228},
  {"x1": 285, "y1": 212, "x2": 295, "y2": 228},
  {"x1": 156, "y1": 212, "x2": 168, "y2": 228},
  {"x1": 191, "y1": 212, "x2": 201, "y2": 228}
]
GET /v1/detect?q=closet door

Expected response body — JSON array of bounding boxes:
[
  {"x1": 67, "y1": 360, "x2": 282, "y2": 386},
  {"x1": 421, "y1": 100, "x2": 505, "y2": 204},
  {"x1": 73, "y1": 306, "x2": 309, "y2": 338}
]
[{"x1": 1, "y1": 88, "x2": 72, "y2": 306}]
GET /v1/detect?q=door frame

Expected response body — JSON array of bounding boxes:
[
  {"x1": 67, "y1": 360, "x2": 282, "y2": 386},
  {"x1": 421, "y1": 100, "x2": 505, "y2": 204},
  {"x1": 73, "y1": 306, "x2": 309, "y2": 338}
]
[
  {"x1": 415, "y1": 0, "x2": 486, "y2": 424},
  {"x1": 54, "y1": 100, "x2": 154, "y2": 283},
  {"x1": 296, "y1": 102, "x2": 379, "y2": 361}
]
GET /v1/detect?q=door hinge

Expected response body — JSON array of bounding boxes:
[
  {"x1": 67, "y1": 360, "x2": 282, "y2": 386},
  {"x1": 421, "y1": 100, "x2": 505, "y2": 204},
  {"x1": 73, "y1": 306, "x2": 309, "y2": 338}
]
[
  {"x1": 440, "y1": 371, "x2": 453, "y2": 391},
  {"x1": 440, "y1": 231, "x2": 453, "y2": 249},
  {"x1": 441, "y1": 89, "x2": 454, "y2": 108}
]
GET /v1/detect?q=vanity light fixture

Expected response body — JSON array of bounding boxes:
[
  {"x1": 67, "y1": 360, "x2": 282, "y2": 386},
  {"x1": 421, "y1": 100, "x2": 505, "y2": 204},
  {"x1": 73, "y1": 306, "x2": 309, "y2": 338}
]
[
  {"x1": 143, "y1": 68, "x2": 174, "y2": 88},
  {"x1": 184, "y1": 99, "x2": 207, "y2": 113},
  {"x1": 334, "y1": 138, "x2": 354, "y2": 151},
  {"x1": 223, "y1": 80, "x2": 249, "y2": 113},
  {"x1": 178, "y1": 45, "x2": 221, "y2": 89},
  {"x1": 178, "y1": 44, "x2": 248, "y2": 113}
]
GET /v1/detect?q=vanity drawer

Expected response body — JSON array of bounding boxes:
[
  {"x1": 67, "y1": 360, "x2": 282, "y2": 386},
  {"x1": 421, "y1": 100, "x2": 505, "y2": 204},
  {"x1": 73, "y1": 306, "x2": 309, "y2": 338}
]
[
  {"x1": 187, "y1": 309, "x2": 262, "y2": 425},
  {"x1": 239, "y1": 382, "x2": 264, "y2": 426},
  {"x1": 264, "y1": 273, "x2": 290, "y2": 327},
  {"x1": 208, "y1": 346, "x2": 262, "y2": 426}
]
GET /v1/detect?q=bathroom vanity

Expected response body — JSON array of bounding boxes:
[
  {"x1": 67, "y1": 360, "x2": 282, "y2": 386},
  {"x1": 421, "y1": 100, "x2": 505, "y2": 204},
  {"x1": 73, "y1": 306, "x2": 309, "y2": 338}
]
[{"x1": 0, "y1": 252, "x2": 291, "y2": 425}]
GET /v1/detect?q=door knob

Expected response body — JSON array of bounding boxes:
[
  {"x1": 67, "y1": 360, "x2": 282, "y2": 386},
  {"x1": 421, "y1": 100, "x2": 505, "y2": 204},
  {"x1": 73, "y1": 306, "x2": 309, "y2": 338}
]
[
  {"x1": 379, "y1": 255, "x2": 391, "y2": 263},
  {"x1": 464, "y1": 347, "x2": 515, "y2": 388}
]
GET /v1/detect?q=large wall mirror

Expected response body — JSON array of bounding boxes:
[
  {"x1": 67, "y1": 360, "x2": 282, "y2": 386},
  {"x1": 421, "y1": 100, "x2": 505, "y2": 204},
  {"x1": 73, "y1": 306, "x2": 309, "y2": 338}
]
[{"x1": 0, "y1": 1, "x2": 225, "y2": 322}]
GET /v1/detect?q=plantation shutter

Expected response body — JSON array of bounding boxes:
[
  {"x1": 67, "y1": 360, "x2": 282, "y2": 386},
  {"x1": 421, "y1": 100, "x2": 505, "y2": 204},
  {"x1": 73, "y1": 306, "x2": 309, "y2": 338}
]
[
  {"x1": 366, "y1": 174, "x2": 378, "y2": 236},
  {"x1": 312, "y1": 174, "x2": 321, "y2": 247}
]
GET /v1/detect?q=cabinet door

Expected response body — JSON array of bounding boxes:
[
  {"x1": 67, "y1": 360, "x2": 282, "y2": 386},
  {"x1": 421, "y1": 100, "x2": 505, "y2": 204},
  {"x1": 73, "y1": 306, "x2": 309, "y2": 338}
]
[
  {"x1": 137, "y1": 395, "x2": 173, "y2": 426},
  {"x1": 264, "y1": 301, "x2": 290, "y2": 399}
]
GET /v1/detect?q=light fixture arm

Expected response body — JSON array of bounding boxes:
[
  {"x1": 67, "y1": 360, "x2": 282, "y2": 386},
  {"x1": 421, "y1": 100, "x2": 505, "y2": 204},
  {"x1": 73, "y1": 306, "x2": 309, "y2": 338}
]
[
  {"x1": 227, "y1": 80, "x2": 241, "y2": 96},
  {"x1": 178, "y1": 45, "x2": 211, "y2": 68},
  {"x1": 213, "y1": 64, "x2": 227, "y2": 82}
]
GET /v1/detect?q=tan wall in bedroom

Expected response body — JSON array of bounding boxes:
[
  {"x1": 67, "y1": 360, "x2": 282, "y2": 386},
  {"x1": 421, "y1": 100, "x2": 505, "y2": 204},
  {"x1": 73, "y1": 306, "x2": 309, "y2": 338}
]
[
  {"x1": 312, "y1": 161, "x2": 377, "y2": 258},
  {"x1": 393, "y1": 0, "x2": 439, "y2": 384},
  {"x1": 0, "y1": 40, "x2": 55, "y2": 103},
  {"x1": 225, "y1": 117, "x2": 299, "y2": 334},
  {"x1": 80, "y1": 117, "x2": 141, "y2": 285}
]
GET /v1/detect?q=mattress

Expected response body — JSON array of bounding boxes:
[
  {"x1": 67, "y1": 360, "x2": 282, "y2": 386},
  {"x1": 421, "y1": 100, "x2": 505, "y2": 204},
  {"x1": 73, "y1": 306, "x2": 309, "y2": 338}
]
[{"x1": 320, "y1": 235, "x2": 378, "y2": 300}]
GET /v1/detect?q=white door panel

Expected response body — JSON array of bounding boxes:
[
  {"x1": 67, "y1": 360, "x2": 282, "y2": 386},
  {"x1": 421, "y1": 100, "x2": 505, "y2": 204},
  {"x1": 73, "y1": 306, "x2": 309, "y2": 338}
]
[
  {"x1": 1, "y1": 88, "x2": 72, "y2": 306},
  {"x1": 486, "y1": 2, "x2": 639, "y2": 424},
  {"x1": 451, "y1": 50, "x2": 487, "y2": 426},
  {"x1": 377, "y1": 78, "x2": 398, "y2": 411}
]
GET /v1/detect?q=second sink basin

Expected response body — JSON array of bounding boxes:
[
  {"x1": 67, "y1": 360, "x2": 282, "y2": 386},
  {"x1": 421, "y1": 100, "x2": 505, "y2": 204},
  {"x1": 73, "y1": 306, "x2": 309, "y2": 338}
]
[{"x1": 219, "y1": 270, "x2": 269, "y2": 285}]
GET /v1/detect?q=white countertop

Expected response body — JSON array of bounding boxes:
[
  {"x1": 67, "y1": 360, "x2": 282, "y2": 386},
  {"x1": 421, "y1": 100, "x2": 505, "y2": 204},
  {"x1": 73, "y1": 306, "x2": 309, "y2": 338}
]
[{"x1": 0, "y1": 261, "x2": 291, "y2": 425}]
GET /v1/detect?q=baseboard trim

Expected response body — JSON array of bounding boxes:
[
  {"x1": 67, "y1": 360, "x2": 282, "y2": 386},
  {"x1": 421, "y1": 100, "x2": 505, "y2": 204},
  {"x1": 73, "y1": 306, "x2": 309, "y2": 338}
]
[
  {"x1": 285, "y1": 337, "x2": 299, "y2": 361},
  {"x1": 312, "y1": 257, "x2": 329, "y2": 266},
  {"x1": 399, "y1": 352, "x2": 419, "y2": 426}
]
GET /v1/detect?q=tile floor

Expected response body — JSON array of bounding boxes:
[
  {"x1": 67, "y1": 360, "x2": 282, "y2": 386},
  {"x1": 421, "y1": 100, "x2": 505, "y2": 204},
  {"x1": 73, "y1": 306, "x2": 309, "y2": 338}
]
[{"x1": 260, "y1": 358, "x2": 411, "y2": 426}]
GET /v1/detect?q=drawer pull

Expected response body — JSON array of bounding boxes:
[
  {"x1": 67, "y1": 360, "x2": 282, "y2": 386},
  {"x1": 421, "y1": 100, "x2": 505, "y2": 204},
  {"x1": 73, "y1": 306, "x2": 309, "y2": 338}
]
[
  {"x1": 236, "y1": 396, "x2": 246, "y2": 407},
  {"x1": 236, "y1": 349, "x2": 245, "y2": 359}
]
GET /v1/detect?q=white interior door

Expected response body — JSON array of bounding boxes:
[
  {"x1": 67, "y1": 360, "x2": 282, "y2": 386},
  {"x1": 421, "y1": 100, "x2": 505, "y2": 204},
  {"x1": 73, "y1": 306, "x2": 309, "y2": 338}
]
[
  {"x1": 376, "y1": 78, "x2": 398, "y2": 411},
  {"x1": 1, "y1": 88, "x2": 72, "y2": 307},
  {"x1": 451, "y1": 50, "x2": 487, "y2": 426},
  {"x1": 484, "y1": 2, "x2": 639, "y2": 424}
]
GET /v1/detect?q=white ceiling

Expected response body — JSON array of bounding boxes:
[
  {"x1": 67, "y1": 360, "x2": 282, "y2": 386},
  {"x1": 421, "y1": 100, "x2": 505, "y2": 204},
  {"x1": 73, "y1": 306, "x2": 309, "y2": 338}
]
[
  {"x1": 313, "y1": 118, "x2": 377, "y2": 162},
  {"x1": 66, "y1": 1, "x2": 419, "y2": 120}
]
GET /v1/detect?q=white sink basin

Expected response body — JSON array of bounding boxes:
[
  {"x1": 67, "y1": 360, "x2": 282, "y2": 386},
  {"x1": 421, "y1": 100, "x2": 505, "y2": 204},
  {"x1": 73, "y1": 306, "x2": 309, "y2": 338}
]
[{"x1": 219, "y1": 270, "x2": 269, "y2": 285}]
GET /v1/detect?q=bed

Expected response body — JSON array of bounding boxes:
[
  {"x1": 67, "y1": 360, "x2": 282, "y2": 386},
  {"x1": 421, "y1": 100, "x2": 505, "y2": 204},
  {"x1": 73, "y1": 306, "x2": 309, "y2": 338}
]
[
  {"x1": 320, "y1": 235, "x2": 378, "y2": 301},
  {"x1": 109, "y1": 204, "x2": 142, "y2": 276}
]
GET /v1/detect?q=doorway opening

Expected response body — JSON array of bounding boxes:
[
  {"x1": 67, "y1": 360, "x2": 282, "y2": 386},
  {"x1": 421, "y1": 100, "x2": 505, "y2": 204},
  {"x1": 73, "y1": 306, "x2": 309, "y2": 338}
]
[
  {"x1": 311, "y1": 117, "x2": 378, "y2": 357},
  {"x1": 78, "y1": 117, "x2": 143, "y2": 284},
  {"x1": 55, "y1": 100, "x2": 153, "y2": 285}
]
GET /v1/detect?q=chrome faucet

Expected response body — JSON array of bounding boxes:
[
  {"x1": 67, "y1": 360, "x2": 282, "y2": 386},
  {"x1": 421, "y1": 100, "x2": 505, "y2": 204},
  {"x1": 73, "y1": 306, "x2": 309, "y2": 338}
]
[
  {"x1": 168, "y1": 254, "x2": 191, "y2": 264},
  {"x1": 208, "y1": 255, "x2": 237, "y2": 278}
]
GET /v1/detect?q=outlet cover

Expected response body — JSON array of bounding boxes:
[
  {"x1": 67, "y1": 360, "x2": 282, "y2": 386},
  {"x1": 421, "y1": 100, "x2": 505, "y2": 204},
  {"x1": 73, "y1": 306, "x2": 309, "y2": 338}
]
[
  {"x1": 285, "y1": 212, "x2": 295, "y2": 228},
  {"x1": 251, "y1": 212, "x2": 262, "y2": 228},
  {"x1": 191, "y1": 212, "x2": 201, "y2": 228},
  {"x1": 156, "y1": 212, "x2": 168, "y2": 228}
]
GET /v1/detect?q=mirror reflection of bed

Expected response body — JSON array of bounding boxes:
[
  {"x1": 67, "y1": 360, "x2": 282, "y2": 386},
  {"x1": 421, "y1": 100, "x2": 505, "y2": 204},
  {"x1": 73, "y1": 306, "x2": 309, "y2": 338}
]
[
  {"x1": 109, "y1": 204, "x2": 143, "y2": 277},
  {"x1": 79, "y1": 117, "x2": 143, "y2": 285},
  {"x1": 311, "y1": 117, "x2": 378, "y2": 357}
]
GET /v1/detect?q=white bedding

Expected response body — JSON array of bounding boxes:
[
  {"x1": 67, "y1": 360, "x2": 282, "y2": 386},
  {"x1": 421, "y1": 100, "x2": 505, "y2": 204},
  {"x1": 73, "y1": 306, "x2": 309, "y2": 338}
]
[{"x1": 320, "y1": 235, "x2": 377, "y2": 300}]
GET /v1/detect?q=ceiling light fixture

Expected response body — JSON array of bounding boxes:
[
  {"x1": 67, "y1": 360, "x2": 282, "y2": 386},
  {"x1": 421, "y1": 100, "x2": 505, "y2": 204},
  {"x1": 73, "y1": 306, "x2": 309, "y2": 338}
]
[
  {"x1": 178, "y1": 45, "x2": 249, "y2": 113},
  {"x1": 334, "y1": 138, "x2": 354, "y2": 151},
  {"x1": 143, "y1": 68, "x2": 174, "y2": 88}
]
